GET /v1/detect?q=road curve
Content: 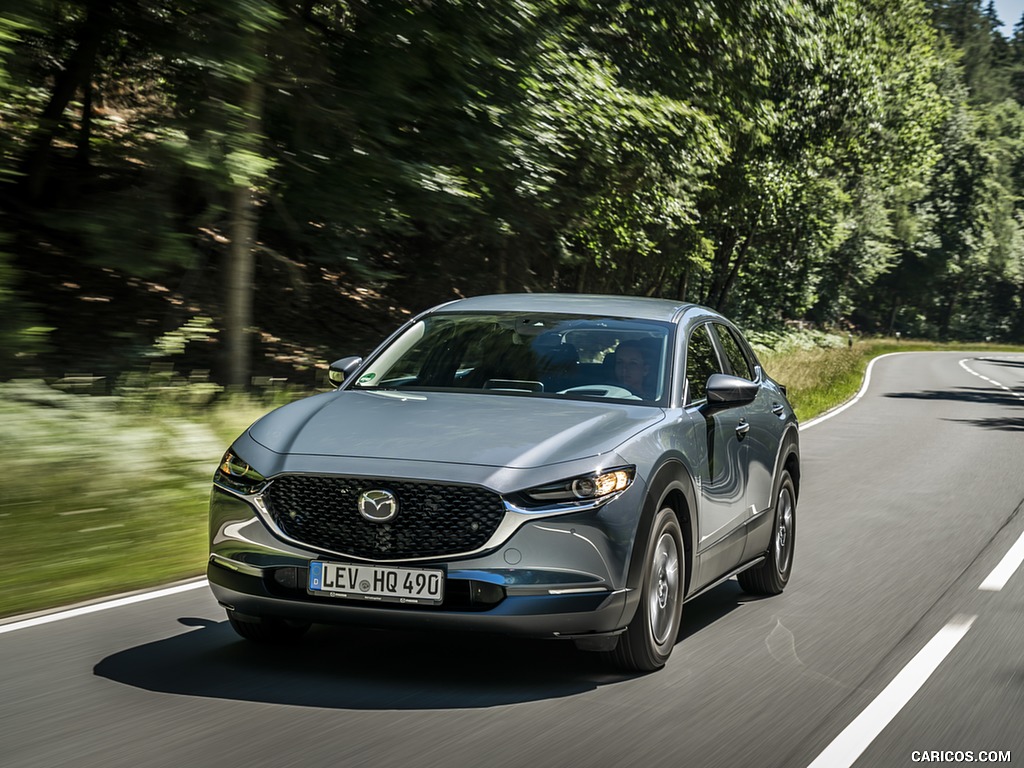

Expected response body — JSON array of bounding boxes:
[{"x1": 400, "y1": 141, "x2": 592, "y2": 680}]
[{"x1": 2, "y1": 351, "x2": 1023, "y2": 768}]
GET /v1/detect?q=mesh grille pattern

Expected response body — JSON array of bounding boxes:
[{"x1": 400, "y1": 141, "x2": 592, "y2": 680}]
[{"x1": 264, "y1": 475, "x2": 505, "y2": 559}]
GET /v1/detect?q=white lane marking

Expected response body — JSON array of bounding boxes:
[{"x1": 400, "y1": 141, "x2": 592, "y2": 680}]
[
  {"x1": 0, "y1": 580, "x2": 208, "y2": 636},
  {"x1": 805, "y1": 615, "x2": 976, "y2": 768},
  {"x1": 958, "y1": 358, "x2": 1024, "y2": 401},
  {"x1": 800, "y1": 353, "x2": 902, "y2": 431},
  {"x1": 979, "y1": 530, "x2": 1024, "y2": 591}
]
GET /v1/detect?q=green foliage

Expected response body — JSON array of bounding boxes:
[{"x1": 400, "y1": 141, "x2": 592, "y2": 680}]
[
  {"x1": 2, "y1": 0, "x2": 1024, "y2": 391},
  {"x1": 0, "y1": 246, "x2": 48, "y2": 374}
]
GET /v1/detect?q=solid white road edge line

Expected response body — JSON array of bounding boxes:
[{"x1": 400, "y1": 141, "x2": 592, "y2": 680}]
[
  {"x1": 799, "y1": 352, "x2": 902, "y2": 431},
  {"x1": 805, "y1": 615, "x2": 977, "y2": 768},
  {"x1": 979, "y1": 530, "x2": 1024, "y2": 591},
  {"x1": 0, "y1": 579, "x2": 209, "y2": 636}
]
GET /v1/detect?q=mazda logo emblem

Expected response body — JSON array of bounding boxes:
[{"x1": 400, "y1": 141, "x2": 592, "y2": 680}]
[{"x1": 357, "y1": 489, "x2": 398, "y2": 522}]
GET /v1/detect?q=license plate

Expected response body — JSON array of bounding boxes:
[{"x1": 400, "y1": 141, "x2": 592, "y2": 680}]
[{"x1": 308, "y1": 561, "x2": 444, "y2": 605}]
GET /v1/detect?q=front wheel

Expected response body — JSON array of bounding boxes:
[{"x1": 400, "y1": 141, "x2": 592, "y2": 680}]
[
  {"x1": 738, "y1": 470, "x2": 796, "y2": 595},
  {"x1": 610, "y1": 507, "x2": 685, "y2": 672}
]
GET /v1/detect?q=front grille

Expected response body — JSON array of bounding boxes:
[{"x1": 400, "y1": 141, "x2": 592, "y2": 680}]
[{"x1": 263, "y1": 475, "x2": 505, "y2": 559}]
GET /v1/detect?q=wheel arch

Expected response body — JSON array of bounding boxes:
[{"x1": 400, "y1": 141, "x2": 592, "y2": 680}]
[
  {"x1": 626, "y1": 456, "x2": 698, "y2": 603},
  {"x1": 774, "y1": 424, "x2": 801, "y2": 501}
]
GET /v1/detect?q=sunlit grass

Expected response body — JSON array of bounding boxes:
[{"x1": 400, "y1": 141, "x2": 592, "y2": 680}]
[
  {"x1": 2, "y1": 337, "x2": 1023, "y2": 618},
  {"x1": 0, "y1": 381, "x2": 274, "y2": 617},
  {"x1": 760, "y1": 344, "x2": 867, "y2": 422}
]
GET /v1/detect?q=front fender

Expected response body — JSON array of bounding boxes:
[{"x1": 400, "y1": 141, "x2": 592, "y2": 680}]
[{"x1": 620, "y1": 456, "x2": 698, "y2": 625}]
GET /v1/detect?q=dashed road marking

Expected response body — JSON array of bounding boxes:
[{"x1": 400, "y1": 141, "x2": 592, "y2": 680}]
[
  {"x1": 979, "y1": 529, "x2": 1024, "y2": 592},
  {"x1": 806, "y1": 616, "x2": 977, "y2": 768},
  {"x1": 958, "y1": 358, "x2": 1024, "y2": 401},
  {"x1": 801, "y1": 353, "x2": 1022, "y2": 767}
]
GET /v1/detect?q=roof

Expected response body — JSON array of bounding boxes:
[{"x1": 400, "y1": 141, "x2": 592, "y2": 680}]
[{"x1": 434, "y1": 293, "x2": 699, "y2": 323}]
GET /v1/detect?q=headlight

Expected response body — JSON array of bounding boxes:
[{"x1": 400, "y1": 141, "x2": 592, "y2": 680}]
[
  {"x1": 520, "y1": 466, "x2": 635, "y2": 506},
  {"x1": 214, "y1": 450, "x2": 267, "y2": 494}
]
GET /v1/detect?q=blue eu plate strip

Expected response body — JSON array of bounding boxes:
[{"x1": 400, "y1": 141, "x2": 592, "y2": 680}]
[{"x1": 309, "y1": 561, "x2": 323, "y2": 590}]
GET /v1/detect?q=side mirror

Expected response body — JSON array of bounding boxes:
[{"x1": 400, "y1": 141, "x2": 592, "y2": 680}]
[
  {"x1": 705, "y1": 373, "x2": 758, "y2": 407},
  {"x1": 328, "y1": 356, "x2": 363, "y2": 387}
]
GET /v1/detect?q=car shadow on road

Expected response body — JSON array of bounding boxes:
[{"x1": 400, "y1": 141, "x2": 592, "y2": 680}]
[
  {"x1": 884, "y1": 388, "x2": 1024, "y2": 431},
  {"x1": 93, "y1": 582, "x2": 745, "y2": 710}
]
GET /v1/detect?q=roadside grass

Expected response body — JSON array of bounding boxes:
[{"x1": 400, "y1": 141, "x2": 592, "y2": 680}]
[
  {"x1": 758, "y1": 339, "x2": 1024, "y2": 422},
  {"x1": 0, "y1": 380, "x2": 275, "y2": 618},
  {"x1": 3, "y1": 337, "x2": 1024, "y2": 619}
]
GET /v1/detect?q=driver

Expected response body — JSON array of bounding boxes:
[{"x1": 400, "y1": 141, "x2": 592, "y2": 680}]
[{"x1": 614, "y1": 339, "x2": 651, "y2": 398}]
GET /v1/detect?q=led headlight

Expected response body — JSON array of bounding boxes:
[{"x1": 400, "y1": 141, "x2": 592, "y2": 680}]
[
  {"x1": 521, "y1": 466, "x2": 635, "y2": 506},
  {"x1": 214, "y1": 450, "x2": 267, "y2": 494}
]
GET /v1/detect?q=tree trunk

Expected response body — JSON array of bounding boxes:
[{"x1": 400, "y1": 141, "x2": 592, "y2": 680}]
[
  {"x1": 21, "y1": 0, "x2": 111, "y2": 203},
  {"x1": 676, "y1": 262, "x2": 690, "y2": 301},
  {"x1": 714, "y1": 212, "x2": 761, "y2": 310},
  {"x1": 938, "y1": 269, "x2": 968, "y2": 340},
  {"x1": 225, "y1": 79, "x2": 264, "y2": 388},
  {"x1": 76, "y1": 80, "x2": 93, "y2": 172},
  {"x1": 496, "y1": 248, "x2": 507, "y2": 293},
  {"x1": 887, "y1": 296, "x2": 900, "y2": 336},
  {"x1": 645, "y1": 265, "x2": 667, "y2": 297},
  {"x1": 706, "y1": 227, "x2": 737, "y2": 308},
  {"x1": 575, "y1": 261, "x2": 588, "y2": 293}
]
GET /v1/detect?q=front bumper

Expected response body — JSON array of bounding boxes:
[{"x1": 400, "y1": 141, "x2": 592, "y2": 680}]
[
  {"x1": 208, "y1": 559, "x2": 629, "y2": 638},
  {"x1": 209, "y1": 485, "x2": 639, "y2": 639}
]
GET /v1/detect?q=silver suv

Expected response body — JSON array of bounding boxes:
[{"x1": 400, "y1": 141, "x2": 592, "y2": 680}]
[{"x1": 208, "y1": 294, "x2": 799, "y2": 671}]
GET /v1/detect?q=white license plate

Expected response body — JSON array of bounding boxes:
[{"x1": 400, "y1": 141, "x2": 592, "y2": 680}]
[{"x1": 309, "y1": 561, "x2": 444, "y2": 605}]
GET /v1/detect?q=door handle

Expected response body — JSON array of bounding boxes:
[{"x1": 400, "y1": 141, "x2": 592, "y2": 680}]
[
  {"x1": 771, "y1": 403, "x2": 785, "y2": 416},
  {"x1": 735, "y1": 419, "x2": 750, "y2": 438}
]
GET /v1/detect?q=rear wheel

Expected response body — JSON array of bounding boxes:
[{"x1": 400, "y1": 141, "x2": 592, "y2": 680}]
[
  {"x1": 226, "y1": 610, "x2": 311, "y2": 644},
  {"x1": 738, "y1": 470, "x2": 796, "y2": 595},
  {"x1": 610, "y1": 507, "x2": 685, "y2": 672}
]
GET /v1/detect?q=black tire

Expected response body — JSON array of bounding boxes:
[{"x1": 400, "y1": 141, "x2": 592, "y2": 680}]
[
  {"x1": 610, "y1": 507, "x2": 685, "y2": 672},
  {"x1": 738, "y1": 470, "x2": 796, "y2": 595},
  {"x1": 226, "y1": 610, "x2": 311, "y2": 644}
]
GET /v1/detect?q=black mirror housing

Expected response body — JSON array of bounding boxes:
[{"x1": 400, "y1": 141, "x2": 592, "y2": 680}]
[
  {"x1": 328, "y1": 356, "x2": 363, "y2": 387},
  {"x1": 705, "y1": 373, "x2": 758, "y2": 407}
]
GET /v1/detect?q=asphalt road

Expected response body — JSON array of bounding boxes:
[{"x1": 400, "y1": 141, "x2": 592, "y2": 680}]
[{"x1": 3, "y1": 351, "x2": 1023, "y2": 768}]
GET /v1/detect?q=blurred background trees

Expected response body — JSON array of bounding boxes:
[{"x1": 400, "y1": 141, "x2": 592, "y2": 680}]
[{"x1": 1, "y1": 0, "x2": 1023, "y2": 386}]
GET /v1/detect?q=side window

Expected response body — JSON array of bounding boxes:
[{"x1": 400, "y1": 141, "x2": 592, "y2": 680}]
[
  {"x1": 713, "y1": 323, "x2": 756, "y2": 381},
  {"x1": 685, "y1": 324, "x2": 722, "y2": 404}
]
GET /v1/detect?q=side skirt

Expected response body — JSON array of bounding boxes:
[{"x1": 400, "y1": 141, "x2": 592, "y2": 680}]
[{"x1": 683, "y1": 556, "x2": 766, "y2": 603}]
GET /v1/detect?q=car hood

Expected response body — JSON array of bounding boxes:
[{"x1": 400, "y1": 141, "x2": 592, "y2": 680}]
[{"x1": 248, "y1": 389, "x2": 665, "y2": 469}]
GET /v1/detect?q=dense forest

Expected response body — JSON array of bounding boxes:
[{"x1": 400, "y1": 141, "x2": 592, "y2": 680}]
[{"x1": 2, "y1": 0, "x2": 1023, "y2": 386}]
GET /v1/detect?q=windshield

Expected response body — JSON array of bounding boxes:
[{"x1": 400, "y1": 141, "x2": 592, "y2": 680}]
[{"x1": 351, "y1": 311, "x2": 673, "y2": 405}]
